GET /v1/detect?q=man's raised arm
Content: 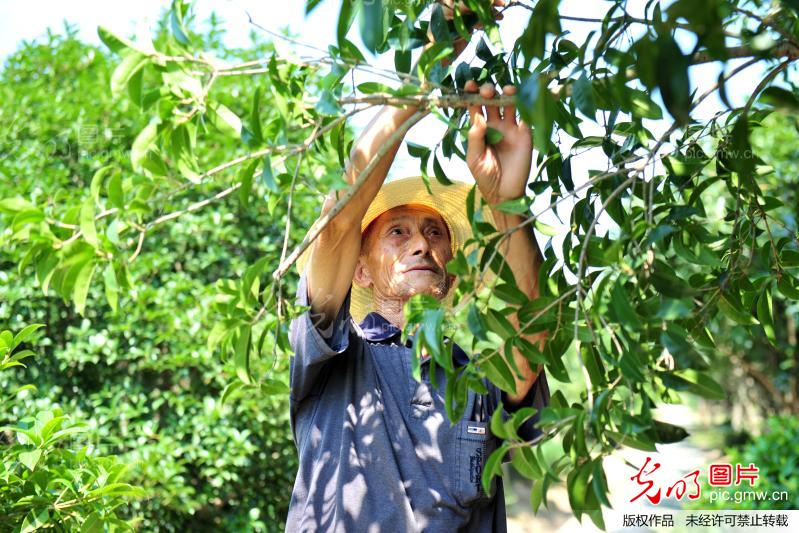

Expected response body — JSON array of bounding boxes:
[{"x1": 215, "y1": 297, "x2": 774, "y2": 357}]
[
  {"x1": 303, "y1": 0, "x2": 492, "y2": 331},
  {"x1": 304, "y1": 104, "x2": 422, "y2": 331}
]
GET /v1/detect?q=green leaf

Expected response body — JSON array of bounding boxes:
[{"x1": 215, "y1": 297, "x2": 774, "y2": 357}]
[
  {"x1": 493, "y1": 283, "x2": 528, "y2": 306},
  {"x1": 655, "y1": 33, "x2": 691, "y2": 125},
  {"x1": 609, "y1": 281, "x2": 642, "y2": 330},
  {"x1": 519, "y1": 0, "x2": 561, "y2": 61},
  {"x1": 728, "y1": 115, "x2": 754, "y2": 180},
  {"x1": 490, "y1": 403, "x2": 509, "y2": 439},
  {"x1": 107, "y1": 173, "x2": 124, "y2": 209},
  {"x1": 394, "y1": 47, "x2": 412, "y2": 73},
  {"x1": 567, "y1": 461, "x2": 592, "y2": 521},
  {"x1": 261, "y1": 154, "x2": 278, "y2": 193},
  {"x1": 80, "y1": 199, "x2": 99, "y2": 247},
  {"x1": 511, "y1": 446, "x2": 543, "y2": 479},
  {"x1": 359, "y1": 0, "x2": 384, "y2": 53},
  {"x1": 468, "y1": 303, "x2": 489, "y2": 341},
  {"x1": 494, "y1": 197, "x2": 529, "y2": 215},
  {"x1": 591, "y1": 459, "x2": 611, "y2": 507},
  {"x1": 18, "y1": 448, "x2": 43, "y2": 471},
  {"x1": 661, "y1": 369, "x2": 726, "y2": 400},
  {"x1": 306, "y1": 0, "x2": 324, "y2": 15},
  {"x1": 756, "y1": 288, "x2": 776, "y2": 345},
  {"x1": 220, "y1": 381, "x2": 246, "y2": 407},
  {"x1": 73, "y1": 261, "x2": 97, "y2": 316},
  {"x1": 647, "y1": 419, "x2": 689, "y2": 444},
  {"x1": 430, "y1": 4, "x2": 451, "y2": 45},
  {"x1": 111, "y1": 52, "x2": 148, "y2": 97},
  {"x1": 482, "y1": 443, "x2": 510, "y2": 494},
  {"x1": 485, "y1": 309, "x2": 517, "y2": 341},
  {"x1": 517, "y1": 74, "x2": 553, "y2": 151},
  {"x1": 605, "y1": 430, "x2": 657, "y2": 451},
  {"x1": 530, "y1": 474, "x2": 549, "y2": 513},
  {"x1": 234, "y1": 325, "x2": 252, "y2": 384},
  {"x1": 356, "y1": 82, "x2": 392, "y2": 94},
  {"x1": 103, "y1": 264, "x2": 118, "y2": 313},
  {"x1": 718, "y1": 292, "x2": 758, "y2": 325},
  {"x1": 12, "y1": 324, "x2": 43, "y2": 350},
  {"x1": 407, "y1": 141, "x2": 430, "y2": 158},
  {"x1": 777, "y1": 275, "x2": 799, "y2": 299},
  {"x1": 20, "y1": 508, "x2": 49, "y2": 533},
  {"x1": 432, "y1": 153, "x2": 453, "y2": 186},
  {"x1": 207, "y1": 103, "x2": 242, "y2": 139},
  {"x1": 534, "y1": 220, "x2": 557, "y2": 236},
  {"x1": 98, "y1": 26, "x2": 142, "y2": 54},
  {"x1": 131, "y1": 120, "x2": 159, "y2": 171},
  {"x1": 337, "y1": 1, "x2": 357, "y2": 52},
  {"x1": 482, "y1": 353, "x2": 517, "y2": 393},
  {"x1": 45, "y1": 425, "x2": 87, "y2": 447},
  {"x1": 630, "y1": 89, "x2": 663, "y2": 120},
  {"x1": 758, "y1": 86, "x2": 799, "y2": 111},
  {"x1": 316, "y1": 90, "x2": 342, "y2": 115},
  {"x1": 781, "y1": 248, "x2": 799, "y2": 267},
  {"x1": 261, "y1": 378, "x2": 289, "y2": 395},
  {"x1": 170, "y1": 5, "x2": 191, "y2": 45},
  {"x1": 656, "y1": 298, "x2": 693, "y2": 320},
  {"x1": 0, "y1": 197, "x2": 35, "y2": 214},
  {"x1": 643, "y1": 224, "x2": 676, "y2": 247},
  {"x1": 238, "y1": 159, "x2": 259, "y2": 207},
  {"x1": 660, "y1": 328, "x2": 708, "y2": 369},
  {"x1": 86, "y1": 482, "x2": 144, "y2": 498},
  {"x1": 573, "y1": 73, "x2": 596, "y2": 119},
  {"x1": 476, "y1": 38, "x2": 493, "y2": 62},
  {"x1": 248, "y1": 86, "x2": 264, "y2": 144},
  {"x1": 80, "y1": 512, "x2": 104, "y2": 533},
  {"x1": 90, "y1": 166, "x2": 112, "y2": 202}
]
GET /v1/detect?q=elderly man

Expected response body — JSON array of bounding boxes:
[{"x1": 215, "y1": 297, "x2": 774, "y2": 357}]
[{"x1": 286, "y1": 16, "x2": 549, "y2": 533}]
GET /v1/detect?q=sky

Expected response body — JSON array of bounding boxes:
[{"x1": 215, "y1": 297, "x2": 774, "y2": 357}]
[{"x1": 0, "y1": 0, "x2": 766, "y2": 260}]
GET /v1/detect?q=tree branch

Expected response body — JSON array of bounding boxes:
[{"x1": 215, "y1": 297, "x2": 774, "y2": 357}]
[{"x1": 271, "y1": 110, "x2": 427, "y2": 281}]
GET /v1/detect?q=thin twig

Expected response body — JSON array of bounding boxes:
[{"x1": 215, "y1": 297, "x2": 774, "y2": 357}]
[
  {"x1": 272, "y1": 110, "x2": 428, "y2": 281},
  {"x1": 129, "y1": 229, "x2": 146, "y2": 263},
  {"x1": 743, "y1": 58, "x2": 793, "y2": 116}
]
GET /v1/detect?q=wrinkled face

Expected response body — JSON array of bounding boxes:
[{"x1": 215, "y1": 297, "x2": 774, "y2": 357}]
[{"x1": 354, "y1": 204, "x2": 455, "y2": 302}]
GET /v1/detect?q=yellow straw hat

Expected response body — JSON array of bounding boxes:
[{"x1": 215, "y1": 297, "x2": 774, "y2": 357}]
[{"x1": 296, "y1": 176, "x2": 495, "y2": 323}]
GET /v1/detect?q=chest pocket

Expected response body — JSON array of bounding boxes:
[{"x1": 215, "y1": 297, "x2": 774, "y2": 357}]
[
  {"x1": 454, "y1": 394, "x2": 498, "y2": 507},
  {"x1": 409, "y1": 363, "x2": 434, "y2": 419}
]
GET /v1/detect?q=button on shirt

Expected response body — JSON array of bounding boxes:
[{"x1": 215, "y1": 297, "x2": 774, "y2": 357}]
[{"x1": 286, "y1": 273, "x2": 550, "y2": 532}]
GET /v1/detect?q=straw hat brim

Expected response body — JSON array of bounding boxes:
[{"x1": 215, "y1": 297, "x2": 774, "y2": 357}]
[{"x1": 297, "y1": 176, "x2": 494, "y2": 323}]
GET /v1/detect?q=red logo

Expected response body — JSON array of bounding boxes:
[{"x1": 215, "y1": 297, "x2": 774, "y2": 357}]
[
  {"x1": 630, "y1": 457, "x2": 701, "y2": 504},
  {"x1": 630, "y1": 458, "x2": 761, "y2": 503}
]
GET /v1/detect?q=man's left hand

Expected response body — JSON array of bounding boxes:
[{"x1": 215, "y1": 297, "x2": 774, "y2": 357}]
[{"x1": 464, "y1": 80, "x2": 533, "y2": 205}]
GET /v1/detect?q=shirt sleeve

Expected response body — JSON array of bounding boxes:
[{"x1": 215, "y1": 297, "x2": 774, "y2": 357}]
[
  {"x1": 288, "y1": 271, "x2": 354, "y2": 404},
  {"x1": 488, "y1": 368, "x2": 551, "y2": 444}
]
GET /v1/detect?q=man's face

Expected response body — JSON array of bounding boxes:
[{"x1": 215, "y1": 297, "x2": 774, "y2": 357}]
[{"x1": 354, "y1": 204, "x2": 455, "y2": 302}]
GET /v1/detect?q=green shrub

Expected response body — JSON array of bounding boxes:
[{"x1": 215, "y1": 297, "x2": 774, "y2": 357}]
[
  {"x1": 689, "y1": 415, "x2": 799, "y2": 510},
  {"x1": 1, "y1": 325, "x2": 144, "y2": 531},
  {"x1": 0, "y1": 23, "x2": 303, "y2": 531}
]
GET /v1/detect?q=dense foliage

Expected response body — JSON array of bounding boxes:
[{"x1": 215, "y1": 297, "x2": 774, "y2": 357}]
[
  {"x1": 689, "y1": 414, "x2": 799, "y2": 510},
  {"x1": 1, "y1": 325, "x2": 143, "y2": 531},
  {"x1": 2, "y1": 0, "x2": 799, "y2": 529},
  {"x1": 0, "y1": 23, "x2": 312, "y2": 531}
]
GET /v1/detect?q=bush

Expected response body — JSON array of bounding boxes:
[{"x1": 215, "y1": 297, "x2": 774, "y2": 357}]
[
  {"x1": 1, "y1": 325, "x2": 143, "y2": 531},
  {"x1": 690, "y1": 415, "x2": 799, "y2": 510},
  {"x1": 0, "y1": 23, "x2": 302, "y2": 531}
]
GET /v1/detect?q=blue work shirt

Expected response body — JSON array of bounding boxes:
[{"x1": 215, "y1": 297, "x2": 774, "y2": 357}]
[{"x1": 286, "y1": 273, "x2": 550, "y2": 532}]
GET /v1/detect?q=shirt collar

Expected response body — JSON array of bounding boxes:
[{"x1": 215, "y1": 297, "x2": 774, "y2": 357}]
[
  {"x1": 358, "y1": 312, "x2": 471, "y2": 367},
  {"x1": 359, "y1": 311, "x2": 402, "y2": 342}
]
